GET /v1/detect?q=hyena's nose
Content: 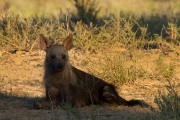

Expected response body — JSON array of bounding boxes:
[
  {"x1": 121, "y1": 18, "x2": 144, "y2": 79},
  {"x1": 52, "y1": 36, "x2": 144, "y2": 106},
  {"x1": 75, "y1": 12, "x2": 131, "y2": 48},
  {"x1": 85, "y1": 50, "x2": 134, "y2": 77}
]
[{"x1": 58, "y1": 63, "x2": 64, "y2": 69}]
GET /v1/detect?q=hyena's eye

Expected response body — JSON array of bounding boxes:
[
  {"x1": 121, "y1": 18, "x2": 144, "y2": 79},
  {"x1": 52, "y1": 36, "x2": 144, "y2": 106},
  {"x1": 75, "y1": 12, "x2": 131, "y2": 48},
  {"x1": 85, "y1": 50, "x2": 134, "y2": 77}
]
[
  {"x1": 62, "y1": 54, "x2": 66, "y2": 59},
  {"x1": 50, "y1": 55, "x2": 56, "y2": 59}
]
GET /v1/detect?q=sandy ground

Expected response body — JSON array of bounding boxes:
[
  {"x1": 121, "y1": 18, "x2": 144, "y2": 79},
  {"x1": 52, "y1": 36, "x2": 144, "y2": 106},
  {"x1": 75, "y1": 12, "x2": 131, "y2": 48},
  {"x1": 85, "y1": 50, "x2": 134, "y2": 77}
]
[{"x1": 0, "y1": 46, "x2": 179, "y2": 120}]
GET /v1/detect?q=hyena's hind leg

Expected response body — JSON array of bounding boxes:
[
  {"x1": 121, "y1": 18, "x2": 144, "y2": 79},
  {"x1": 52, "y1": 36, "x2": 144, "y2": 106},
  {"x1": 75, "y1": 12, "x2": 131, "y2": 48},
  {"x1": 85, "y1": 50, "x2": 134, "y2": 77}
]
[
  {"x1": 34, "y1": 87, "x2": 59, "y2": 109},
  {"x1": 101, "y1": 85, "x2": 148, "y2": 107},
  {"x1": 101, "y1": 85, "x2": 127, "y2": 105}
]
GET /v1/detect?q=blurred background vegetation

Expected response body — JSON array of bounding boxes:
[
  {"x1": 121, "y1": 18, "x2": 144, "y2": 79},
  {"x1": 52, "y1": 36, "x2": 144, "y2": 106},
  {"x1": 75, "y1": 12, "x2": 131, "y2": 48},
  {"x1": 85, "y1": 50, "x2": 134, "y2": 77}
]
[
  {"x1": 1, "y1": 0, "x2": 180, "y2": 17},
  {"x1": 0, "y1": 0, "x2": 179, "y2": 51}
]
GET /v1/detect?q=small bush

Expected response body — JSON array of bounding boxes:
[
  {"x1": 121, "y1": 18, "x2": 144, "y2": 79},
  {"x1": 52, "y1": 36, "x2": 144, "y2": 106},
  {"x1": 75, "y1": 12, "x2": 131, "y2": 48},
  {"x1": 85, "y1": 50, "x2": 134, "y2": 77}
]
[
  {"x1": 105, "y1": 55, "x2": 129, "y2": 85},
  {"x1": 165, "y1": 22, "x2": 180, "y2": 45},
  {"x1": 154, "y1": 79, "x2": 180, "y2": 120},
  {"x1": 156, "y1": 56, "x2": 175, "y2": 79},
  {"x1": 70, "y1": 0, "x2": 101, "y2": 25}
]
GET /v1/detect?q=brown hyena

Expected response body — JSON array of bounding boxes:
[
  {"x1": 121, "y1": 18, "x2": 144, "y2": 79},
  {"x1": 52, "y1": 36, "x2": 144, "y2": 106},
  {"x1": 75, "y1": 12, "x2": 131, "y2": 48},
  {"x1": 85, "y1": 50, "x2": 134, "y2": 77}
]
[{"x1": 34, "y1": 34, "x2": 147, "y2": 109}]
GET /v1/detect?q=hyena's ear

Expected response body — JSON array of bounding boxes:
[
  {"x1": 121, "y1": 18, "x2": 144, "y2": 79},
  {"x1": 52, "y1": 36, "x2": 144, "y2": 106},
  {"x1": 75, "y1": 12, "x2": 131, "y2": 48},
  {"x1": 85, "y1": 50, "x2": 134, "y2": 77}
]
[
  {"x1": 39, "y1": 34, "x2": 49, "y2": 51},
  {"x1": 63, "y1": 34, "x2": 74, "y2": 51}
]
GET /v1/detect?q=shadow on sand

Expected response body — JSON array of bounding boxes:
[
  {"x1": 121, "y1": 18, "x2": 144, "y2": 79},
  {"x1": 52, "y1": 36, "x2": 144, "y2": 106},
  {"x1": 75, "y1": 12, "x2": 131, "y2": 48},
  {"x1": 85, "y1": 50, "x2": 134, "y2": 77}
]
[{"x1": 0, "y1": 92, "x2": 156, "y2": 120}]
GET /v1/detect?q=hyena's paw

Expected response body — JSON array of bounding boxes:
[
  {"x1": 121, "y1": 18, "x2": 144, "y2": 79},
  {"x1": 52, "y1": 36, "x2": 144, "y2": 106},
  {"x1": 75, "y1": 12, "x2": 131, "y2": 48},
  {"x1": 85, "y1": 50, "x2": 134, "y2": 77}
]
[
  {"x1": 34, "y1": 101, "x2": 43, "y2": 109},
  {"x1": 34, "y1": 101, "x2": 55, "y2": 109}
]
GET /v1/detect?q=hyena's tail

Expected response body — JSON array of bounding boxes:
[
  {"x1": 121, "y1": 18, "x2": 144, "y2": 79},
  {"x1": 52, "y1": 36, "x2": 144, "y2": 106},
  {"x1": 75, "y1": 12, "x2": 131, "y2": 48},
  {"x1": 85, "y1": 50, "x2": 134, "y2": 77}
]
[{"x1": 124, "y1": 99, "x2": 149, "y2": 107}]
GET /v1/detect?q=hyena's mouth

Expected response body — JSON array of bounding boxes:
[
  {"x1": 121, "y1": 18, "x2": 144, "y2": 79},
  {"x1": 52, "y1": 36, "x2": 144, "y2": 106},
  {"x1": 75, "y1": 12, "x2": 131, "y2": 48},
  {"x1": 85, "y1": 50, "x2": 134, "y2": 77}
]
[{"x1": 51, "y1": 63, "x2": 65, "y2": 73}]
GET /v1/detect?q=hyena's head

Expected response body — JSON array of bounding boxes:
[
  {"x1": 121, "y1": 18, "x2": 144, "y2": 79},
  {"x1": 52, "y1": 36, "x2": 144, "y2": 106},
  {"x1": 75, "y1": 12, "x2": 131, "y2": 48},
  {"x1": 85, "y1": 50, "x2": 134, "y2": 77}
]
[{"x1": 39, "y1": 34, "x2": 73, "y2": 73}]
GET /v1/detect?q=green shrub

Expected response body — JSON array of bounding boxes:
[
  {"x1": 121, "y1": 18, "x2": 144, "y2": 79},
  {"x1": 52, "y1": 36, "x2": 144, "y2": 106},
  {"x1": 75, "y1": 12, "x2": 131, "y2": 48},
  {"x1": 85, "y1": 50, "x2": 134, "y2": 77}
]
[
  {"x1": 70, "y1": 0, "x2": 101, "y2": 25},
  {"x1": 156, "y1": 56, "x2": 175, "y2": 79},
  {"x1": 154, "y1": 79, "x2": 180, "y2": 120}
]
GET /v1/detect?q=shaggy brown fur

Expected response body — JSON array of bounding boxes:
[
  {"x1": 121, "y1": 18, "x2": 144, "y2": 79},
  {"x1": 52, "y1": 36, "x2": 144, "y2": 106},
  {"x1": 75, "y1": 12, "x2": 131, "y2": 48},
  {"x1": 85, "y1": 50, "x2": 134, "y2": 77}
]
[{"x1": 34, "y1": 34, "x2": 147, "y2": 109}]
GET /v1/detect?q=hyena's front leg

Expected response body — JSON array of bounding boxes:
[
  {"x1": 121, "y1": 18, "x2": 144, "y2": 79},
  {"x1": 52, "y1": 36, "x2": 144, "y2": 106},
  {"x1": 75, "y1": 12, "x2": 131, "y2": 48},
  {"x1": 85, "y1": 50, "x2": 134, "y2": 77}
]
[{"x1": 34, "y1": 87, "x2": 59, "y2": 109}]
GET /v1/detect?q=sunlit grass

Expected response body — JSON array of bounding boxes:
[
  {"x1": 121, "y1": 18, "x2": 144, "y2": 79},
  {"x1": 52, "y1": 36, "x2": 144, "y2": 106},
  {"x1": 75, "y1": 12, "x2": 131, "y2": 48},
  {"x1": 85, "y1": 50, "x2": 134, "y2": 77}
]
[{"x1": 0, "y1": 0, "x2": 180, "y2": 17}]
